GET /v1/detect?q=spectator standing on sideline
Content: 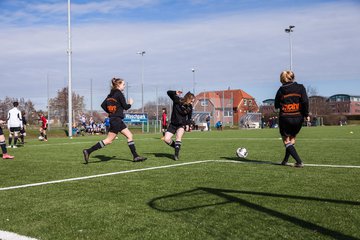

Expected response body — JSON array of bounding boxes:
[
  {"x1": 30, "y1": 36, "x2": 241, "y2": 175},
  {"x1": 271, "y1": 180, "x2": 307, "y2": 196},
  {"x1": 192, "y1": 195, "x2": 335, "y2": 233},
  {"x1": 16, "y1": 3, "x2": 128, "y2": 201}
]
[
  {"x1": 104, "y1": 117, "x2": 110, "y2": 134},
  {"x1": 206, "y1": 114, "x2": 211, "y2": 131},
  {"x1": 7, "y1": 102, "x2": 23, "y2": 148},
  {"x1": 275, "y1": 70, "x2": 309, "y2": 168},
  {"x1": 163, "y1": 90, "x2": 195, "y2": 160},
  {"x1": 83, "y1": 77, "x2": 147, "y2": 163},
  {"x1": 0, "y1": 120, "x2": 14, "y2": 159}
]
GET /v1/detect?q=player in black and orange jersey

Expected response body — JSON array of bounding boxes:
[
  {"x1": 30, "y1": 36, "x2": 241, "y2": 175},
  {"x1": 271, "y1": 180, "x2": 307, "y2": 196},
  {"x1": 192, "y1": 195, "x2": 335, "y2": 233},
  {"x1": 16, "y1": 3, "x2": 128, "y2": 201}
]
[
  {"x1": 82, "y1": 77, "x2": 147, "y2": 164},
  {"x1": 275, "y1": 70, "x2": 309, "y2": 167},
  {"x1": 163, "y1": 90, "x2": 195, "y2": 160}
]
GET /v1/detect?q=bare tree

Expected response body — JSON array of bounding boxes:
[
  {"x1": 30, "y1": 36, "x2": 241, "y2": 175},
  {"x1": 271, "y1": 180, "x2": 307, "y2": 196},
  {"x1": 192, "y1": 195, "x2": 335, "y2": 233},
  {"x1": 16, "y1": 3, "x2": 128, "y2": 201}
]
[
  {"x1": 49, "y1": 87, "x2": 85, "y2": 126},
  {"x1": 0, "y1": 97, "x2": 36, "y2": 123}
]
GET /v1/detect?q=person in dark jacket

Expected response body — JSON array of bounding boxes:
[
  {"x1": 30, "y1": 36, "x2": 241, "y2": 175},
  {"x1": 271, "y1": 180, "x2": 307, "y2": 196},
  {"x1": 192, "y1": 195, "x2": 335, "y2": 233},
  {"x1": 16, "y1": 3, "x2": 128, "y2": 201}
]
[
  {"x1": 163, "y1": 90, "x2": 195, "y2": 160},
  {"x1": 82, "y1": 78, "x2": 147, "y2": 164},
  {"x1": 275, "y1": 70, "x2": 309, "y2": 168}
]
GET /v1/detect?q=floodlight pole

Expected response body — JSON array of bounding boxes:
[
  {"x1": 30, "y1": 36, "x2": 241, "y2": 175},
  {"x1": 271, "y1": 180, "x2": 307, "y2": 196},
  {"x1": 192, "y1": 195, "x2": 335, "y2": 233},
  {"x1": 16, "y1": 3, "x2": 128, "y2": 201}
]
[
  {"x1": 67, "y1": 0, "x2": 73, "y2": 138},
  {"x1": 137, "y1": 51, "x2": 146, "y2": 113},
  {"x1": 285, "y1": 25, "x2": 295, "y2": 70},
  {"x1": 192, "y1": 68, "x2": 196, "y2": 95}
]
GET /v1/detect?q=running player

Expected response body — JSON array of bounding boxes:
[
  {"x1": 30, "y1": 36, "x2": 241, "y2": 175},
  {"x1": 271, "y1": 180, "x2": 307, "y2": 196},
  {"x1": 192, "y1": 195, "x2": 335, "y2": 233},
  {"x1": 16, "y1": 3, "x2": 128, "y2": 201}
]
[
  {"x1": 82, "y1": 77, "x2": 147, "y2": 164},
  {"x1": 163, "y1": 90, "x2": 195, "y2": 160},
  {"x1": 7, "y1": 102, "x2": 23, "y2": 148},
  {"x1": 275, "y1": 70, "x2": 309, "y2": 167}
]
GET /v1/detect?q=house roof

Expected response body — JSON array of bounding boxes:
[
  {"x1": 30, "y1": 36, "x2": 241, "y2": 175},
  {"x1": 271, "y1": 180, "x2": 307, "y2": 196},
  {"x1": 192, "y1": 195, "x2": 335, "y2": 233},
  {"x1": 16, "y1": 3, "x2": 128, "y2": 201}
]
[{"x1": 195, "y1": 89, "x2": 256, "y2": 109}]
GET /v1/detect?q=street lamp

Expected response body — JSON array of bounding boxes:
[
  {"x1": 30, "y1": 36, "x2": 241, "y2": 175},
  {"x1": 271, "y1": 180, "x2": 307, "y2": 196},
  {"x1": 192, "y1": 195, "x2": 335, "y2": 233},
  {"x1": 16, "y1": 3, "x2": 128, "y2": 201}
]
[
  {"x1": 285, "y1": 25, "x2": 295, "y2": 70},
  {"x1": 191, "y1": 68, "x2": 195, "y2": 95},
  {"x1": 137, "y1": 51, "x2": 146, "y2": 113}
]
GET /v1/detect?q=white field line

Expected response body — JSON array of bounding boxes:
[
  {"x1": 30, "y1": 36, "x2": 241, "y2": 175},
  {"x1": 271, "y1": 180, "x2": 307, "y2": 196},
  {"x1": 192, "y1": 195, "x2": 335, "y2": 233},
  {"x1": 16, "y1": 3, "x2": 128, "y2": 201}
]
[
  {"x1": 0, "y1": 230, "x2": 38, "y2": 240},
  {"x1": 0, "y1": 160, "x2": 215, "y2": 191},
  {"x1": 1, "y1": 160, "x2": 360, "y2": 192}
]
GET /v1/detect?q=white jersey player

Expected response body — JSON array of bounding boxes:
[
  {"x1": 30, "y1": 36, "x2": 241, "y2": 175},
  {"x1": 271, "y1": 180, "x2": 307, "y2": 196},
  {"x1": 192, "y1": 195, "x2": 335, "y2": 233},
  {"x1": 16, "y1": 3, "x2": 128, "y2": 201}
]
[{"x1": 7, "y1": 102, "x2": 23, "y2": 148}]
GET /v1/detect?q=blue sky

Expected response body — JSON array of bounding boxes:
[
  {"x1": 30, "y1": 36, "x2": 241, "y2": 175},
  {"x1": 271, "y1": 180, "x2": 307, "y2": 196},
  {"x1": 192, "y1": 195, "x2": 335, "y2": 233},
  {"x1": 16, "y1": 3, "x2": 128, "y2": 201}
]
[{"x1": 0, "y1": 0, "x2": 359, "y2": 110}]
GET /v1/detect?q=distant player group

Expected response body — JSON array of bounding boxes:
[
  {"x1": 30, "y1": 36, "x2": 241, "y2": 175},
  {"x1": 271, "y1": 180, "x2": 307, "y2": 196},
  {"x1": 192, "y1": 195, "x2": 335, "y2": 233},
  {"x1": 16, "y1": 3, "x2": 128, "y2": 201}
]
[
  {"x1": 82, "y1": 70, "x2": 309, "y2": 168},
  {"x1": 0, "y1": 102, "x2": 48, "y2": 160}
]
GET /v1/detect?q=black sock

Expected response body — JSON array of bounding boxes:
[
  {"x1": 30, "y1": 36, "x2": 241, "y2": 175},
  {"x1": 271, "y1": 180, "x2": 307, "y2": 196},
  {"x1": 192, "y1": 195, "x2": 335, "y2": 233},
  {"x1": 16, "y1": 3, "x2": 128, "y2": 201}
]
[
  {"x1": 175, "y1": 141, "x2": 182, "y2": 156},
  {"x1": 128, "y1": 141, "x2": 138, "y2": 158},
  {"x1": 44, "y1": 135, "x2": 47, "y2": 140},
  {"x1": 166, "y1": 140, "x2": 175, "y2": 148},
  {"x1": 283, "y1": 144, "x2": 291, "y2": 162},
  {"x1": 8, "y1": 137, "x2": 12, "y2": 146},
  {"x1": 0, "y1": 141, "x2": 7, "y2": 154},
  {"x1": 286, "y1": 144, "x2": 302, "y2": 164},
  {"x1": 88, "y1": 140, "x2": 105, "y2": 154},
  {"x1": 21, "y1": 135, "x2": 24, "y2": 143},
  {"x1": 14, "y1": 137, "x2": 18, "y2": 145}
]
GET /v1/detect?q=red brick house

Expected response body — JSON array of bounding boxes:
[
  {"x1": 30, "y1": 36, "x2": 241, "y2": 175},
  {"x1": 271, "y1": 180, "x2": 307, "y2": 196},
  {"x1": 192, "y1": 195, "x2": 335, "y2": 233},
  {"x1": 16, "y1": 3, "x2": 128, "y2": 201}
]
[{"x1": 193, "y1": 89, "x2": 259, "y2": 126}]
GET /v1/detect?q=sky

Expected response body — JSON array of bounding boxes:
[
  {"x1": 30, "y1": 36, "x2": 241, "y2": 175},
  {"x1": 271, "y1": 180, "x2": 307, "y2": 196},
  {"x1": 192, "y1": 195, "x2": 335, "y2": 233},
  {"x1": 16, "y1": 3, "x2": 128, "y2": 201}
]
[{"x1": 0, "y1": 0, "x2": 360, "y2": 111}]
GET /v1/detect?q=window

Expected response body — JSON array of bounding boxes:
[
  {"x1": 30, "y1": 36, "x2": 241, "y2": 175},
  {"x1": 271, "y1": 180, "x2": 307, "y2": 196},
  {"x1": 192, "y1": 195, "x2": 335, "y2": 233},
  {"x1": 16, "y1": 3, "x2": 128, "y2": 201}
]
[{"x1": 200, "y1": 99, "x2": 208, "y2": 106}]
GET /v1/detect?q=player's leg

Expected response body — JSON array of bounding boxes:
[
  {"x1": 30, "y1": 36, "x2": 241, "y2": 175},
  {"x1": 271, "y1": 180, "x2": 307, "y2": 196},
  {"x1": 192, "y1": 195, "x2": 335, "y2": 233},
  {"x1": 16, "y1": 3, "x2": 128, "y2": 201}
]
[
  {"x1": 163, "y1": 124, "x2": 176, "y2": 148},
  {"x1": 1, "y1": 132, "x2": 14, "y2": 159},
  {"x1": 13, "y1": 130, "x2": 20, "y2": 146},
  {"x1": 120, "y1": 128, "x2": 146, "y2": 162},
  {"x1": 43, "y1": 129, "x2": 48, "y2": 141},
  {"x1": 281, "y1": 136, "x2": 291, "y2": 165},
  {"x1": 173, "y1": 127, "x2": 185, "y2": 160},
  {"x1": 8, "y1": 130, "x2": 14, "y2": 147}
]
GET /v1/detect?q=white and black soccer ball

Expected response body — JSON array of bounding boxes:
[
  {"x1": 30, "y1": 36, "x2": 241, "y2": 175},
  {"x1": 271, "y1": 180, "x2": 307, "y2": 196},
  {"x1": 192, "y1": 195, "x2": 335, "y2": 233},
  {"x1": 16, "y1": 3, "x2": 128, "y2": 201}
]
[
  {"x1": 38, "y1": 136, "x2": 44, "y2": 141},
  {"x1": 236, "y1": 147, "x2": 248, "y2": 158}
]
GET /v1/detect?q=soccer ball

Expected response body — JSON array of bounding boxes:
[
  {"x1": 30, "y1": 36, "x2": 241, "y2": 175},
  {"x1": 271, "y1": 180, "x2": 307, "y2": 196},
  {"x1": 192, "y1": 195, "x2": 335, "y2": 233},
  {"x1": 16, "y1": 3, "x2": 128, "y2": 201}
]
[
  {"x1": 236, "y1": 147, "x2": 248, "y2": 158},
  {"x1": 38, "y1": 136, "x2": 44, "y2": 141}
]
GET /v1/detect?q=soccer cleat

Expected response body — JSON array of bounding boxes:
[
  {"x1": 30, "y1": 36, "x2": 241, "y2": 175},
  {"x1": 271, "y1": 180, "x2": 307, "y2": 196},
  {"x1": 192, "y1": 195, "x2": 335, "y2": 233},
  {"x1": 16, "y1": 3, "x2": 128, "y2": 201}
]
[
  {"x1": 133, "y1": 156, "x2": 147, "y2": 162},
  {"x1": 294, "y1": 162, "x2": 304, "y2": 168},
  {"x1": 83, "y1": 149, "x2": 89, "y2": 164},
  {"x1": 12, "y1": 145, "x2": 17, "y2": 148},
  {"x1": 174, "y1": 155, "x2": 179, "y2": 161},
  {"x1": 2, "y1": 154, "x2": 14, "y2": 159}
]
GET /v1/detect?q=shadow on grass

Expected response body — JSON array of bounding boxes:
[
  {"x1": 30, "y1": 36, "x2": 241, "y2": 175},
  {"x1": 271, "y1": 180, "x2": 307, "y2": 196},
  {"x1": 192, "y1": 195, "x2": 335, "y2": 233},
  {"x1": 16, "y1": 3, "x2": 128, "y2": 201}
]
[
  {"x1": 85, "y1": 155, "x2": 132, "y2": 164},
  {"x1": 221, "y1": 157, "x2": 282, "y2": 166},
  {"x1": 144, "y1": 152, "x2": 174, "y2": 160},
  {"x1": 148, "y1": 187, "x2": 360, "y2": 240}
]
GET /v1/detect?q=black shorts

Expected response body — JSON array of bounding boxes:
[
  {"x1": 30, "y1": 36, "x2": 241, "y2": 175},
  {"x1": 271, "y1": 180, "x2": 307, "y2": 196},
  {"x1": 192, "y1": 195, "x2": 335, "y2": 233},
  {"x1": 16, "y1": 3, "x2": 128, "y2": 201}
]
[
  {"x1": 166, "y1": 123, "x2": 185, "y2": 134},
  {"x1": 10, "y1": 127, "x2": 21, "y2": 133},
  {"x1": 279, "y1": 116, "x2": 304, "y2": 137},
  {"x1": 0, "y1": 127, "x2": 3, "y2": 135},
  {"x1": 109, "y1": 117, "x2": 127, "y2": 134}
]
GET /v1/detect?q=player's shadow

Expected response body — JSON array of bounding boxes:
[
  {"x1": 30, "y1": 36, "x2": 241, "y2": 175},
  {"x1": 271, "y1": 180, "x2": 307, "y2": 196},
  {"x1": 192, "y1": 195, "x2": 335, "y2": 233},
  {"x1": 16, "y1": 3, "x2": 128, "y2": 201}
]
[
  {"x1": 145, "y1": 152, "x2": 174, "y2": 160},
  {"x1": 86, "y1": 155, "x2": 132, "y2": 164},
  {"x1": 148, "y1": 187, "x2": 360, "y2": 240},
  {"x1": 221, "y1": 157, "x2": 281, "y2": 166}
]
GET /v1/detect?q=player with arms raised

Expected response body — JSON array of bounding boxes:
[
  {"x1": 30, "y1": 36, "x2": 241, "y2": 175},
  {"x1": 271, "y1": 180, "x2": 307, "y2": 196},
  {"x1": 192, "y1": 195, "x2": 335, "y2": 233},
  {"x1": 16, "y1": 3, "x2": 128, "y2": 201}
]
[{"x1": 163, "y1": 90, "x2": 195, "y2": 160}]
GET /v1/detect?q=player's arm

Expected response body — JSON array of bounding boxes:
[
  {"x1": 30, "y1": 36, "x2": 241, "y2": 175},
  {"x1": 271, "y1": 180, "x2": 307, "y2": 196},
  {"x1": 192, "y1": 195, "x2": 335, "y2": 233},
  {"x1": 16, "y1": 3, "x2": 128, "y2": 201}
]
[
  {"x1": 116, "y1": 91, "x2": 131, "y2": 110},
  {"x1": 167, "y1": 90, "x2": 182, "y2": 103}
]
